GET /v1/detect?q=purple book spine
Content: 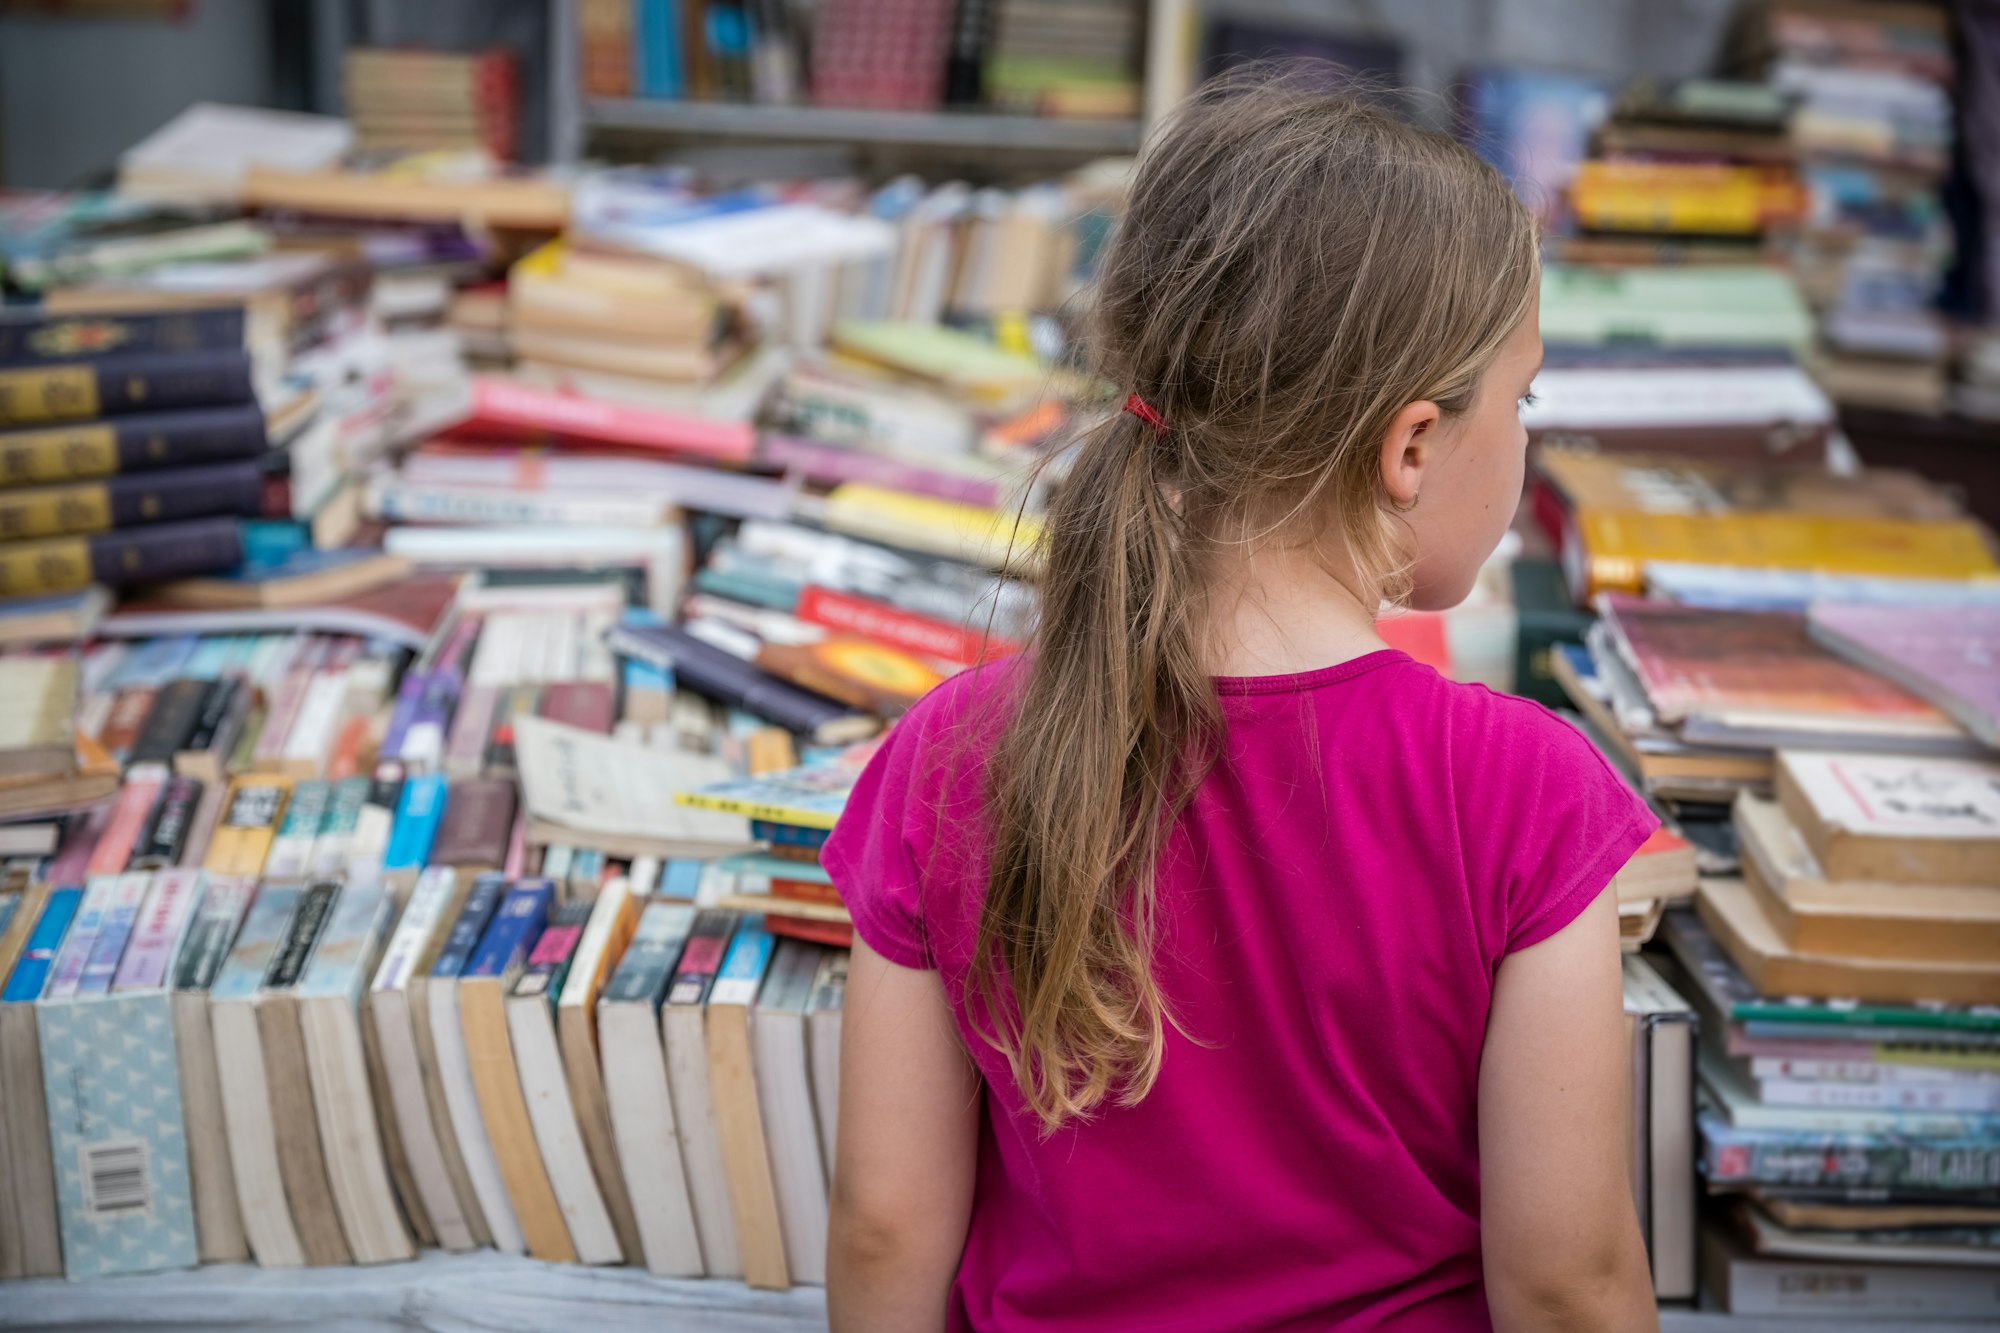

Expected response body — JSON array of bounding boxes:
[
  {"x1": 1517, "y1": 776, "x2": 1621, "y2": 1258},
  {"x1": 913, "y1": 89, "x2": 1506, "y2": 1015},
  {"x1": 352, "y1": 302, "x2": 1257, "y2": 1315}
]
[{"x1": 379, "y1": 670, "x2": 428, "y2": 759}]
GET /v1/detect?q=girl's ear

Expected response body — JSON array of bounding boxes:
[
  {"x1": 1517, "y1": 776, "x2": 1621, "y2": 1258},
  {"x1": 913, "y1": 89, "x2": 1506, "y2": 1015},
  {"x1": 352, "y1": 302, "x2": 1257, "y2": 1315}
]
[{"x1": 1378, "y1": 399, "x2": 1441, "y2": 511}]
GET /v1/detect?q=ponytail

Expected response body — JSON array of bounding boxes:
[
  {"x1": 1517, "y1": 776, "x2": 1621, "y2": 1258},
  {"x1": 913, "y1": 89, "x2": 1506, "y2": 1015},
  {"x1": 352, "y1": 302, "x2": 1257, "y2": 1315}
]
[{"x1": 973, "y1": 409, "x2": 1220, "y2": 1134}]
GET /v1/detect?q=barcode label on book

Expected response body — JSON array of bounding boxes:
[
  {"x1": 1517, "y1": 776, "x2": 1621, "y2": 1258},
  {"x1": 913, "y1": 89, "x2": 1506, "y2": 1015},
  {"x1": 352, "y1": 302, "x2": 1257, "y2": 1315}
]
[{"x1": 80, "y1": 1139, "x2": 152, "y2": 1221}]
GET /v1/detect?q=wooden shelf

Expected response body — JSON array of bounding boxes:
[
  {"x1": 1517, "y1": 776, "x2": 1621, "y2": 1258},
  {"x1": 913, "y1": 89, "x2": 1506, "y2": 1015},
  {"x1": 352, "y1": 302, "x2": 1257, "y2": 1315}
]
[
  {"x1": 10, "y1": 1251, "x2": 1997, "y2": 1332},
  {"x1": 584, "y1": 98, "x2": 1145, "y2": 154}
]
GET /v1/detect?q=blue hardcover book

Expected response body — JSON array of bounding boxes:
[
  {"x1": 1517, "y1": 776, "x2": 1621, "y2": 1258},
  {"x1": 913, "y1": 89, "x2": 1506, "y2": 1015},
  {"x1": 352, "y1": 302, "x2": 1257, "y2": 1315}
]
[
  {"x1": 466, "y1": 880, "x2": 555, "y2": 979},
  {"x1": 3, "y1": 886, "x2": 83, "y2": 1002},
  {"x1": 432, "y1": 873, "x2": 509, "y2": 980},
  {"x1": 750, "y1": 819, "x2": 831, "y2": 850},
  {"x1": 383, "y1": 772, "x2": 450, "y2": 875},
  {"x1": 637, "y1": 0, "x2": 685, "y2": 99}
]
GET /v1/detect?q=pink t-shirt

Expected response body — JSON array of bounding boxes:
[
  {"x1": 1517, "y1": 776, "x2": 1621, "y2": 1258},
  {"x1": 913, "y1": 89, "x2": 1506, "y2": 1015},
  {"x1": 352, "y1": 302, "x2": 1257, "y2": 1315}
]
[{"x1": 822, "y1": 649, "x2": 1656, "y2": 1332}]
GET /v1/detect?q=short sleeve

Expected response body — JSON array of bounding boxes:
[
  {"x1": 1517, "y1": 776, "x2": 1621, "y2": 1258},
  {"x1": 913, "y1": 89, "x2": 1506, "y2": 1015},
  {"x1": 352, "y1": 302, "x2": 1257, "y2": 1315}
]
[
  {"x1": 822, "y1": 714, "x2": 934, "y2": 970},
  {"x1": 1461, "y1": 695, "x2": 1660, "y2": 956}
]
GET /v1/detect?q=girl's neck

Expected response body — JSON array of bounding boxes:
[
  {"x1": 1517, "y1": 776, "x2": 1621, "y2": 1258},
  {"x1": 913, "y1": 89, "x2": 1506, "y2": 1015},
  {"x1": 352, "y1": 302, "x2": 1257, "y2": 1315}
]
[{"x1": 1201, "y1": 537, "x2": 1389, "y2": 679}]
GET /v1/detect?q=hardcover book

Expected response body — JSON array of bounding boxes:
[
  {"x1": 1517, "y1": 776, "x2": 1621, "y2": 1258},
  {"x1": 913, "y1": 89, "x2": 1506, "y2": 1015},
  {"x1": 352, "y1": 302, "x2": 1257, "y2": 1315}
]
[
  {"x1": 0, "y1": 885, "x2": 83, "y2": 1279},
  {"x1": 0, "y1": 349, "x2": 255, "y2": 427},
  {"x1": 0, "y1": 459, "x2": 269, "y2": 542},
  {"x1": 0, "y1": 307, "x2": 245, "y2": 366},
  {"x1": 0, "y1": 517, "x2": 245, "y2": 598}
]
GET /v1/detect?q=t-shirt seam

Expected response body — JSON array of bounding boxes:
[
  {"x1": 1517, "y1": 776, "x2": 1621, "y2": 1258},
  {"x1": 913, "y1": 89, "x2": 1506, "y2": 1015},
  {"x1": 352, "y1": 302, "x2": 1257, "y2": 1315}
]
[
  {"x1": 1212, "y1": 649, "x2": 1418, "y2": 697},
  {"x1": 1507, "y1": 804, "x2": 1657, "y2": 954}
]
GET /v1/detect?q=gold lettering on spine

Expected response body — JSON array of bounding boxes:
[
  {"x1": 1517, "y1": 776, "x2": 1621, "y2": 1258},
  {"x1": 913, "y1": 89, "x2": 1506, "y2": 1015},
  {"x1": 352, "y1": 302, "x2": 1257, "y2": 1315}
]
[{"x1": 0, "y1": 366, "x2": 101, "y2": 425}]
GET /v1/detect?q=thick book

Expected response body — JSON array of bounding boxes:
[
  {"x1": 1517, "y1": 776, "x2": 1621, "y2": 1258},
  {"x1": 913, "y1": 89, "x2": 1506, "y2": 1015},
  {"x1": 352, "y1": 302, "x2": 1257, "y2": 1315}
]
[
  {"x1": 553, "y1": 878, "x2": 645, "y2": 1264},
  {"x1": 38, "y1": 868, "x2": 206, "y2": 1279},
  {"x1": 0, "y1": 349, "x2": 256, "y2": 427},
  {"x1": 662, "y1": 908, "x2": 742, "y2": 1278},
  {"x1": 202, "y1": 774, "x2": 292, "y2": 878},
  {"x1": 382, "y1": 770, "x2": 450, "y2": 887},
  {"x1": 1621, "y1": 955, "x2": 1696, "y2": 1302},
  {"x1": 429, "y1": 872, "x2": 523, "y2": 1255},
  {"x1": 368, "y1": 866, "x2": 483, "y2": 1252},
  {"x1": 254, "y1": 879, "x2": 351, "y2": 1267},
  {"x1": 1733, "y1": 793, "x2": 1999, "y2": 965},
  {"x1": 806, "y1": 950, "x2": 846, "y2": 1174},
  {"x1": 1808, "y1": 603, "x2": 2000, "y2": 749},
  {"x1": 1701, "y1": 1222, "x2": 2000, "y2": 1318},
  {"x1": 170, "y1": 873, "x2": 255, "y2": 1264},
  {"x1": 0, "y1": 885, "x2": 83, "y2": 1279},
  {"x1": 604, "y1": 621, "x2": 879, "y2": 744},
  {"x1": 1775, "y1": 751, "x2": 2000, "y2": 889},
  {"x1": 505, "y1": 899, "x2": 622, "y2": 1265},
  {"x1": 1698, "y1": 1112, "x2": 2000, "y2": 1196},
  {"x1": 0, "y1": 655, "x2": 77, "y2": 782},
  {"x1": 296, "y1": 875, "x2": 414, "y2": 1265},
  {"x1": 1697, "y1": 877, "x2": 2000, "y2": 1008},
  {"x1": 0, "y1": 459, "x2": 269, "y2": 543},
  {"x1": 0, "y1": 516, "x2": 244, "y2": 598},
  {"x1": 599, "y1": 896, "x2": 703, "y2": 1276},
  {"x1": 752, "y1": 938, "x2": 830, "y2": 1285},
  {"x1": 0, "y1": 307, "x2": 245, "y2": 366},
  {"x1": 706, "y1": 916, "x2": 788, "y2": 1289},
  {"x1": 208, "y1": 883, "x2": 308, "y2": 1268},
  {"x1": 0, "y1": 405, "x2": 265, "y2": 492},
  {"x1": 128, "y1": 679, "x2": 212, "y2": 768},
  {"x1": 461, "y1": 877, "x2": 575, "y2": 1263}
]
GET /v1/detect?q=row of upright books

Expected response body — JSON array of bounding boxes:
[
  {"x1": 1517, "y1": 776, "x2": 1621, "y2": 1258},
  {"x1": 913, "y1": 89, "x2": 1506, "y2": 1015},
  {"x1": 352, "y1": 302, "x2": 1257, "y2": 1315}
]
[
  {"x1": 0, "y1": 621, "x2": 875, "y2": 1289},
  {"x1": 580, "y1": 0, "x2": 1144, "y2": 118}
]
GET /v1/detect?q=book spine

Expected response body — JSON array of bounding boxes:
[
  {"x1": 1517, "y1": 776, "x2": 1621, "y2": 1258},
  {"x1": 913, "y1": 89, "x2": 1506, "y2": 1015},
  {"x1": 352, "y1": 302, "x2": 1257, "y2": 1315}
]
[
  {"x1": 262, "y1": 879, "x2": 340, "y2": 988},
  {"x1": 0, "y1": 517, "x2": 243, "y2": 597},
  {"x1": 384, "y1": 772, "x2": 451, "y2": 873},
  {"x1": 111, "y1": 867, "x2": 205, "y2": 990},
  {"x1": 795, "y1": 583, "x2": 1005, "y2": 665},
  {"x1": 75, "y1": 871, "x2": 153, "y2": 996},
  {"x1": 0, "y1": 309, "x2": 244, "y2": 366},
  {"x1": 178, "y1": 676, "x2": 247, "y2": 766},
  {"x1": 464, "y1": 376, "x2": 756, "y2": 463},
  {"x1": 87, "y1": 768, "x2": 168, "y2": 877},
  {"x1": 172, "y1": 874, "x2": 256, "y2": 992},
  {"x1": 1756, "y1": 1077, "x2": 2000, "y2": 1115},
  {"x1": 128, "y1": 679, "x2": 213, "y2": 766},
  {"x1": 0, "y1": 459, "x2": 268, "y2": 541},
  {"x1": 252, "y1": 637, "x2": 329, "y2": 769},
  {"x1": 4, "y1": 885, "x2": 82, "y2": 1000},
  {"x1": 203, "y1": 776, "x2": 291, "y2": 878},
  {"x1": 430, "y1": 777, "x2": 518, "y2": 869},
  {"x1": 432, "y1": 873, "x2": 509, "y2": 979},
  {"x1": 600, "y1": 899, "x2": 696, "y2": 1005},
  {"x1": 262, "y1": 778, "x2": 330, "y2": 881},
  {"x1": 1703, "y1": 1126, "x2": 2000, "y2": 1192},
  {"x1": 607, "y1": 623, "x2": 855, "y2": 738},
  {"x1": 0, "y1": 351, "x2": 256, "y2": 428},
  {"x1": 513, "y1": 900, "x2": 591, "y2": 998},
  {"x1": 466, "y1": 880, "x2": 555, "y2": 978},
  {"x1": 131, "y1": 775, "x2": 203, "y2": 869},
  {"x1": 371, "y1": 479, "x2": 667, "y2": 529},
  {"x1": 307, "y1": 776, "x2": 371, "y2": 879},
  {"x1": 349, "y1": 766, "x2": 403, "y2": 876},
  {"x1": 705, "y1": 913, "x2": 771, "y2": 1006}
]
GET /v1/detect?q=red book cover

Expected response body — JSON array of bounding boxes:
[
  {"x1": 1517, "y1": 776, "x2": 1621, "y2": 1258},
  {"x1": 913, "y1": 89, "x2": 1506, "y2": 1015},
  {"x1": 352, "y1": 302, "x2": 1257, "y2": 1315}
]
[
  {"x1": 796, "y1": 584, "x2": 1015, "y2": 667},
  {"x1": 766, "y1": 915, "x2": 854, "y2": 949},
  {"x1": 537, "y1": 679, "x2": 617, "y2": 735},
  {"x1": 771, "y1": 878, "x2": 842, "y2": 908},
  {"x1": 445, "y1": 377, "x2": 757, "y2": 464},
  {"x1": 1601, "y1": 595, "x2": 1946, "y2": 725}
]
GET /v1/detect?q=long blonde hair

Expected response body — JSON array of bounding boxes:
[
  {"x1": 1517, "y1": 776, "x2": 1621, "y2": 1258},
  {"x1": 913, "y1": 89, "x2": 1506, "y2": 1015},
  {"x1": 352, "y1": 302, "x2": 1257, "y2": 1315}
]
[{"x1": 974, "y1": 71, "x2": 1541, "y2": 1135}]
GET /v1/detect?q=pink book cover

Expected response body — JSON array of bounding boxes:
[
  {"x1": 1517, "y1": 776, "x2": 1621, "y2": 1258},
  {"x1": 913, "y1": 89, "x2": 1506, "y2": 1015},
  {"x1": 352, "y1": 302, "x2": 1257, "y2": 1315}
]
[
  {"x1": 46, "y1": 802, "x2": 112, "y2": 887},
  {"x1": 85, "y1": 767, "x2": 168, "y2": 877},
  {"x1": 526, "y1": 922, "x2": 584, "y2": 969},
  {"x1": 111, "y1": 868, "x2": 206, "y2": 991},
  {"x1": 1809, "y1": 603, "x2": 2000, "y2": 747},
  {"x1": 758, "y1": 434, "x2": 1004, "y2": 508},
  {"x1": 454, "y1": 377, "x2": 757, "y2": 464},
  {"x1": 254, "y1": 635, "x2": 331, "y2": 764},
  {"x1": 536, "y1": 680, "x2": 616, "y2": 735},
  {"x1": 1600, "y1": 594, "x2": 1945, "y2": 724}
]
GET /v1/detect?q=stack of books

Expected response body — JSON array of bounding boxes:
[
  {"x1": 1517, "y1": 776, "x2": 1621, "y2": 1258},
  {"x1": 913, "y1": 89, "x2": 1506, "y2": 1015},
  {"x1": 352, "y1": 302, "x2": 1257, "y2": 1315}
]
[
  {"x1": 1728, "y1": 0, "x2": 1957, "y2": 413},
  {"x1": 342, "y1": 48, "x2": 520, "y2": 163},
  {"x1": 0, "y1": 308, "x2": 275, "y2": 615}
]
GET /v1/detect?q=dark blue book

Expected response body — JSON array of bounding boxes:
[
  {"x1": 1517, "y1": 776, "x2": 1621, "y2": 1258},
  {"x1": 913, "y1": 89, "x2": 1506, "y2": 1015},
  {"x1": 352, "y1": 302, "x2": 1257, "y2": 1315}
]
[
  {"x1": 0, "y1": 308, "x2": 244, "y2": 366},
  {"x1": 465, "y1": 879, "x2": 555, "y2": 979},
  {"x1": 431, "y1": 873, "x2": 509, "y2": 980},
  {"x1": 750, "y1": 819, "x2": 830, "y2": 850},
  {"x1": 0, "y1": 349, "x2": 255, "y2": 428},
  {"x1": 0, "y1": 404, "x2": 266, "y2": 490}
]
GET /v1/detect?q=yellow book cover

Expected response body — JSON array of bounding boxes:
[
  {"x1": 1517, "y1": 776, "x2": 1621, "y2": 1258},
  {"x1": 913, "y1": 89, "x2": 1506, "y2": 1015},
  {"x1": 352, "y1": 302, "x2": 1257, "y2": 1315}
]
[
  {"x1": 822, "y1": 482, "x2": 1043, "y2": 574},
  {"x1": 202, "y1": 775, "x2": 294, "y2": 878},
  {"x1": 1578, "y1": 510, "x2": 2000, "y2": 597}
]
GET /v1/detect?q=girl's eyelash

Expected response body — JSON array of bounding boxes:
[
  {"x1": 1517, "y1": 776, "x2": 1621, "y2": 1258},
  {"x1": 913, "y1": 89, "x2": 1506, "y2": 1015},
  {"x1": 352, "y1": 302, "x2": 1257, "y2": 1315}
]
[{"x1": 1519, "y1": 392, "x2": 1539, "y2": 408}]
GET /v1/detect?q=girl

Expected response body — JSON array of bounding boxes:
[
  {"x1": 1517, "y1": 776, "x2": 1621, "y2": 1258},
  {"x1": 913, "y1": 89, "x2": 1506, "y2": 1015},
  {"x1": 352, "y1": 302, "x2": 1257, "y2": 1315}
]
[{"x1": 823, "y1": 75, "x2": 1661, "y2": 1333}]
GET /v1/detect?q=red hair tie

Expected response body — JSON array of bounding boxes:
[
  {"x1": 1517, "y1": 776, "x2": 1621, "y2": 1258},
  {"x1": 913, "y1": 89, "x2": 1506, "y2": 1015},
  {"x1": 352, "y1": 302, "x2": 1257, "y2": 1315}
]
[{"x1": 1123, "y1": 392, "x2": 1169, "y2": 437}]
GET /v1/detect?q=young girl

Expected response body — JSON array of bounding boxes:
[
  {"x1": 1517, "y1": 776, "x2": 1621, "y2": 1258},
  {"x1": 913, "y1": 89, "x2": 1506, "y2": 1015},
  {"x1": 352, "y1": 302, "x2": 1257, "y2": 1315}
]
[{"x1": 822, "y1": 76, "x2": 1661, "y2": 1333}]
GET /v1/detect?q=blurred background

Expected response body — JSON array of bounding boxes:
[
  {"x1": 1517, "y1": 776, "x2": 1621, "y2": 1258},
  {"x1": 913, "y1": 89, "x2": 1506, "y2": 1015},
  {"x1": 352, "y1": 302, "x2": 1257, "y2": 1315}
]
[{"x1": 0, "y1": 2, "x2": 1997, "y2": 1330}]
